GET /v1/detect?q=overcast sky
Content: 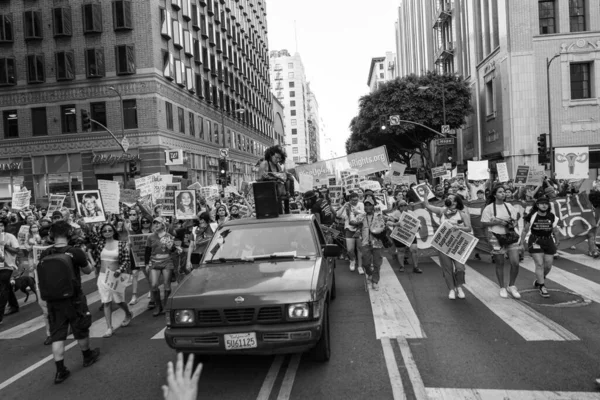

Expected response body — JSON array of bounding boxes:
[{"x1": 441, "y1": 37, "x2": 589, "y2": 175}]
[{"x1": 267, "y1": 0, "x2": 399, "y2": 160}]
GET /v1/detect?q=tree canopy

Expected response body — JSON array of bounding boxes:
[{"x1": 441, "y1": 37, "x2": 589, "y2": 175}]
[{"x1": 346, "y1": 72, "x2": 473, "y2": 174}]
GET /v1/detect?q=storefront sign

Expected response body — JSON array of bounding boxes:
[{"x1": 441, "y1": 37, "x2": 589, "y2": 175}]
[
  {"x1": 92, "y1": 153, "x2": 141, "y2": 166},
  {"x1": 165, "y1": 150, "x2": 184, "y2": 166},
  {"x1": 0, "y1": 162, "x2": 21, "y2": 171}
]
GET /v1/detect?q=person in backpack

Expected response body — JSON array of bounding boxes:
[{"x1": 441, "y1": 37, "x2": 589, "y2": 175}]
[
  {"x1": 0, "y1": 218, "x2": 20, "y2": 324},
  {"x1": 38, "y1": 221, "x2": 99, "y2": 384},
  {"x1": 481, "y1": 185, "x2": 522, "y2": 299}
]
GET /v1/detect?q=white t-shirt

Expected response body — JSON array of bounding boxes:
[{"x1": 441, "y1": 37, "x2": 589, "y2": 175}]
[
  {"x1": 0, "y1": 232, "x2": 20, "y2": 270},
  {"x1": 481, "y1": 202, "x2": 518, "y2": 234},
  {"x1": 339, "y1": 202, "x2": 364, "y2": 231}
]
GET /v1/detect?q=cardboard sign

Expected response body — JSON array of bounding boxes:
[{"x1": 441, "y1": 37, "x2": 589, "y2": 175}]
[
  {"x1": 359, "y1": 180, "x2": 381, "y2": 192},
  {"x1": 157, "y1": 183, "x2": 181, "y2": 216},
  {"x1": 129, "y1": 234, "x2": 151, "y2": 267},
  {"x1": 11, "y1": 190, "x2": 31, "y2": 211},
  {"x1": 47, "y1": 195, "x2": 66, "y2": 214},
  {"x1": 120, "y1": 189, "x2": 140, "y2": 206},
  {"x1": 135, "y1": 173, "x2": 160, "y2": 197},
  {"x1": 431, "y1": 166, "x2": 447, "y2": 178},
  {"x1": 431, "y1": 221, "x2": 479, "y2": 264},
  {"x1": 514, "y1": 165, "x2": 530, "y2": 187},
  {"x1": 187, "y1": 182, "x2": 202, "y2": 191},
  {"x1": 527, "y1": 165, "x2": 546, "y2": 187},
  {"x1": 497, "y1": 163, "x2": 509, "y2": 183},
  {"x1": 555, "y1": 146, "x2": 589, "y2": 179},
  {"x1": 467, "y1": 160, "x2": 489, "y2": 181},
  {"x1": 98, "y1": 180, "x2": 120, "y2": 214},
  {"x1": 103, "y1": 271, "x2": 132, "y2": 295},
  {"x1": 390, "y1": 212, "x2": 421, "y2": 246}
]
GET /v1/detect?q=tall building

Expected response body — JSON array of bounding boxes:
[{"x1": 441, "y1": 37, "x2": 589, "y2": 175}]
[
  {"x1": 272, "y1": 94, "x2": 285, "y2": 146},
  {"x1": 0, "y1": 0, "x2": 273, "y2": 202},
  {"x1": 366, "y1": 52, "x2": 398, "y2": 92},
  {"x1": 307, "y1": 84, "x2": 321, "y2": 163},
  {"x1": 269, "y1": 49, "x2": 320, "y2": 168},
  {"x1": 395, "y1": 0, "x2": 435, "y2": 77}
]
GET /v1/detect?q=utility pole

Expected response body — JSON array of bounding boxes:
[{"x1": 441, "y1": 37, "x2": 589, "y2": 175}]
[
  {"x1": 546, "y1": 54, "x2": 560, "y2": 174},
  {"x1": 108, "y1": 86, "x2": 129, "y2": 185}
]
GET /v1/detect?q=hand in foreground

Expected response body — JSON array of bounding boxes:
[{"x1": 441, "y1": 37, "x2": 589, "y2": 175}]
[{"x1": 162, "y1": 352, "x2": 202, "y2": 400}]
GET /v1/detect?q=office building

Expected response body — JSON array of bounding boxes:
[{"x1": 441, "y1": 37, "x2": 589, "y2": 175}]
[{"x1": 367, "y1": 52, "x2": 398, "y2": 92}]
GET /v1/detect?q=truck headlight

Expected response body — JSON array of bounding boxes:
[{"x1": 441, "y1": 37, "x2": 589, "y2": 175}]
[
  {"x1": 173, "y1": 309, "x2": 196, "y2": 325},
  {"x1": 287, "y1": 303, "x2": 310, "y2": 319}
]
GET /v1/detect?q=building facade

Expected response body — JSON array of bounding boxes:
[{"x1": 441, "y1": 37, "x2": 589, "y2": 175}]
[
  {"x1": 0, "y1": 0, "x2": 274, "y2": 203},
  {"x1": 366, "y1": 52, "x2": 398, "y2": 93},
  {"x1": 272, "y1": 93, "x2": 285, "y2": 146},
  {"x1": 395, "y1": 0, "x2": 435, "y2": 78}
]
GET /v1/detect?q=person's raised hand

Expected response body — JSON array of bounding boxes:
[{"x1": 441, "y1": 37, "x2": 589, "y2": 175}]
[{"x1": 162, "y1": 352, "x2": 202, "y2": 400}]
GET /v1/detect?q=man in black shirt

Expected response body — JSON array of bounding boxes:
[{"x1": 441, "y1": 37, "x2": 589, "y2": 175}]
[
  {"x1": 304, "y1": 190, "x2": 334, "y2": 225},
  {"x1": 40, "y1": 221, "x2": 100, "y2": 384}
]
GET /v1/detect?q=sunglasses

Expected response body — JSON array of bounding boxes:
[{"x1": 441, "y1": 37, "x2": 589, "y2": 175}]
[
  {"x1": 152, "y1": 221, "x2": 161, "y2": 225},
  {"x1": 129, "y1": 213, "x2": 137, "y2": 216},
  {"x1": 52, "y1": 216, "x2": 61, "y2": 220},
  {"x1": 141, "y1": 220, "x2": 150, "y2": 224},
  {"x1": 102, "y1": 229, "x2": 114, "y2": 234}
]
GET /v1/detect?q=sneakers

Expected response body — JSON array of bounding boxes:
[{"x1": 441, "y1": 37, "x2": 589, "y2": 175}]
[
  {"x1": 357, "y1": 266, "x2": 365, "y2": 275},
  {"x1": 83, "y1": 348, "x2": 100, "y2": 367},
  {"x1": 54, "y1": 368, "x2": 70, "y2": 384},
  {"x1": 372, "y1": 282, "x2": 379, "y2": 291},
  {"x1": 499, "y1": 288, "x2": 508, "y2": 298},
  {"x1": 413, "y1": 267, "x2": 423, "y2": 274},
  {"x1": 448, "y1": 289, "x2": 456, "y2": 300},
  {"x1": 128, "y1": 295, "x2": 138, "y2": 306},
  {"x1": 456, "y1": 287, "x2": 466, "y2": 299},
  {"x1": 349, "y1": 261, "x2": 356, "y2": 272},
  {"x1": 398, "y1": 266, "x2": 405, "y2": 273},
  {"x1": 507, "y1": 286, "x2": 521, "y2": 299},
  {"x1": 102, "y1": 328, "x2": 113, "y2": 338},
  {"x1": 539, "y1": 284, "x2": 550, "y2": 298},
  {"x1": 533, "y1": 280, "x2": 540, "y2": 288},
  {"x1": 121, "y1": 312, "x2": 133, "y2": 327}
]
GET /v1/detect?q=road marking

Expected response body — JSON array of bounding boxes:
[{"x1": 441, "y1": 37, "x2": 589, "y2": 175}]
[
  {"x1": 276, "y1": 353, "x2": 301, "y2": 400},
  {"x1": 368, "y1": 258, "x2": 426, "y2": 339},
  {"x1": 557, "y1": 251, "x2": 600, "y2": 272},
  {"x1": 425, "y1": 387, "x2": 600, "y2": 399},
  {"x1": 520, "y1": 257, "x2": 600, "y2": 304},
  {"x1": 256, "y1": 355, "x2": 284, "y2": 400},
  {"x1": 380, "y1": 337, "x2": 406, "y2": 400},
  {"x1": 431, "y1": 257, "x2": 579, "y2": 341},
  {"x1": 0, "y1": 341, "x2": 78, "y2": 391},
  {"x1": 151, "y1": 327, "x2": 166, "y2": 339},
  {"x1": 396, "y1": 337, "x2": 427, "y2": 400}
]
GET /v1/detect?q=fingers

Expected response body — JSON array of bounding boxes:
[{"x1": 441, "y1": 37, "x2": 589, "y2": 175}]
[
  {"x1": 184, "y1": 353, "x2": 194, "y2": 379},
  {"x1": 161, "y1": 385, "x2": 169, "y2": 399},
  {"x1": 166, "y1": 361, "x2": 176, "y2": 387},
  {"x1": 192, "y1": 362, "x2": 203, "y2": 383}
]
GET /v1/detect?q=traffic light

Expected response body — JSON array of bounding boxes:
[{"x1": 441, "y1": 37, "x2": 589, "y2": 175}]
[
  {"x1": 218, "y1": 158, "x2": 228, "y2": 186},
  {"x1": 379, "y1": 116, "x2": 387, "y2": 131},
  {"x1": 81, "y1": 109, "x2": 91, "y2": 131},
  {"x1": 129, "y1": 160, "x2": 138, "y2": 177},
  {"x1": 537, "y1": 134, "x2": 548, "y2": 163}
]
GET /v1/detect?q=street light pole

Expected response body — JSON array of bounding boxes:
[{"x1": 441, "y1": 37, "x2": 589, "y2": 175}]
[
  {"x1": 546, "y1": 54, "x2": 560, "y2": 175},
  {"x1": 442, "y1": 83, "x2": 446, "y2": 126},
  {"x1": 108, "y1": 86, "x2": 128, "y2": 185}
]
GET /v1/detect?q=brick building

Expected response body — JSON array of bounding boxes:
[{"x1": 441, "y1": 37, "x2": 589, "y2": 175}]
[{"x1": 0, "y1": 0, "x2": 274, "y2": 203}]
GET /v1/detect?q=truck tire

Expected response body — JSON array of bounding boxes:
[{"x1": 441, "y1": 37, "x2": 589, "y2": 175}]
[{"x1": 311, "y1": 302, "x2": 330, "y2": 362}]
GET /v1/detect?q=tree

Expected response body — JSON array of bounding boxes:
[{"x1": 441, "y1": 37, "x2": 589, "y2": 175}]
[{"x1": 345, "y1": 71, "x2": 473, "y2": 180}]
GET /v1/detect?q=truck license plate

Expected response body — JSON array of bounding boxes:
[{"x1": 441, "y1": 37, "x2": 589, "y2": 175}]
[{"x1": 224, "y1": 332, "x2": 257, "y2": 350}]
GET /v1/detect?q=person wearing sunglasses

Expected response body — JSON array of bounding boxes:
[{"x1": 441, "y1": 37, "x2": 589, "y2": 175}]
[{"x1": 92, "y1": 223, "x2": 133, "y2": 338}]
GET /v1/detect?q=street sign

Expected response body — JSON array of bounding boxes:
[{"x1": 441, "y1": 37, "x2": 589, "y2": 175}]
[
  {"x1": 436, "y1": 138, "x2": 455, "y2": 146},
  {"x1": 219, "y1": 148, "x2": 229, "y2": 158},
  {"x1": 441, "y1": 125, "x2": 450, "y2": 134},
  {"x1": 389, "y1": 115, "x2": 400, "y2": 126},
  {"x1": 121, "y1": 136, "x2": 130, "y2": 152}
]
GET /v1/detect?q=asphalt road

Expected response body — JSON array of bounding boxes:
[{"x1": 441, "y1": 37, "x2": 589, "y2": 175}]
[{"x1": 2, "y1": 246, "x2": 600, "y2": 400}]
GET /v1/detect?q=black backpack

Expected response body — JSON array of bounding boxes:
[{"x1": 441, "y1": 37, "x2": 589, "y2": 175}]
[{"x1": 37, "y1": 247, "x2": 77, "y2": 301}]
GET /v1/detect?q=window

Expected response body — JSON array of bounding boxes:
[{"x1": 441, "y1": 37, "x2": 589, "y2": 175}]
[
  {"x1": 198, "y1": 116, "x2": 204, "y2": 139},
  {"x1": 60, "y1": 105, "x2": 77, "y2": 134},
  {"x1": 184, "y1": 30, "x2": 193, "y2": 57},
  {"x1": 90, "y1": 102, "x2": 106, "y2": 131},
  {"x1": 162, "y1": 51, "x2": 174, "y2": 80},
  {"x1": 53, "y1": 7, "x2": 72, "y2": 37},
  {"x1": 115, "y1": 45, "x2": 135, "y2": 75},
  {"x1": 213, "y1": 123, "x2": 219, "y2": 144},
  {"x1": 27, "y1": 54, "x2": 45, "y2": 84},
  {"x1": 166, "y1": 102, "x2": 173, "y2": 130},
  {"x1": 288, "y1": 63, "x2": 293, "y2": 68},
  {"x1": 292, "y1": 138, "x2": 297, "y2": 144},
  {"x1": 85, "y1": 48, "x2": 105, "y2": 78},
  {"x1": 55, "y1": 51, "x2": 75, "y2": 81},
  {"x1": 83, "y1": 4, "x2": 103, "y2": 33},
  {"x1": 3, "y1": 110, "x2": 18, "y2": 138},
  {"x1": 291, "y1": 119, "x2": 297, "y2": 126},
  {"x1": 290, "y1": 91, "x2": 295, "y2": 98},
  {"x1": 160, "y1": 8, "x2": 172, "y2": 38},
  {"x1": 186, "y1": 67, "x2": 194, "y2": 92},
  {"x1": 292, "y1": 147, "x2": 298, "y2": 154},
  {"x1": 292, "y1": 128, "x2": 297, "y2": 135},
  {"x1": 0, "y1": 58, "x2": 16, "y2": 86},
  {"x1": 189, "y1": 112, "x2": 195, "y2": 136},
  {"x1": 288, "y1": 72, "x2": 294, "y2": 79},
  {"x1": 24, "y1": 10, "x2": 43, "y2": 40},
  {"x1": 291, "y1": 110, "x2": 296, "y2": 116},
  {"x1": 570, "y1": 62, "x2": 591, "y2": 99},
  {"x1": 293, "y1": 156, "x2": 299, "y2": 162},
  {"x1": 113, "y1": 0, "x2": 133, "y2": 30},
  {"x1": 123, "y1": 99, "x2": 137, "y2": 129},
  {"x1": 569, "y1": 0, "x2": 586, "y2": 32},
  {"x1": 379, "y1": 73, "x2": 384, "y2": 79},
  {"x1": 289, "y1": 81, "x2": 295, "y2": 88},
  {"x1": 290, "y1": 100, "x2": 296, "y2": 107},
  {"x1": 193, "y1": 39, "x2": 202, "y2": 64},
  {"x1": 173, "y1": 20, "x2": 182, "y2": 48},
  {"x1": 175, "y1": 59, "x2": 185, "y2": 86},
  {"x1": 485, "y1": 79, "x2": 495, "y2": 117},
  {"x1": 539, "y1": 0, "x2": 556, "y2": 34},
  {"x1": 31, "y1": 108, "x2": 47, "y2": 136},
  {"x1": 0, "y1": 14, "x2": 13, "y2": 42},
  {"x1": 178, "y1": 107, "x2": 185, "y2": 133},
  {"x1": 379, "y1": 63, "x2": 384, "y2": 70}
]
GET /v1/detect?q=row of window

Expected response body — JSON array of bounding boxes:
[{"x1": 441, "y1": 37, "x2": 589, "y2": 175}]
[
  {"x1": 0, "y1": 46, "x2": 134, "y2": 86},
  {"x1": 538, "y1": 0, "x2": 587, "y2": 35}
]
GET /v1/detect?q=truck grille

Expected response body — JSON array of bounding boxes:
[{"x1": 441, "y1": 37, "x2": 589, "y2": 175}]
[
  {"x1": 197, "y1": 310, "x2": 222, "y2": 324},
  {"x1": 195, "y1": 306, "x2": 283, "y2": 326},
  {"x1": 223, "y1": 308, "x2": 255, "y2": 323},
  {"x1": 193, "y1": 336, "x2": 219, "y2": 345},
  {"x1": 257, "y1": 306, "x2": 283, "y2": 322}
]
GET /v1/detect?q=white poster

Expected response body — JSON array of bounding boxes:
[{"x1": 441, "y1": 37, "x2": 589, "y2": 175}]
[
  {"x1": 359, "y1": 180, "x2": 382, "y2": 192},
  {"x1": 135, "y1": 173, "x2": 160, "y2": 197},
  {"x1": 497, "y1": 162, "x2": 509, "y2": 183},
  {"x1": 299, "y1": 174, "x2": 313, "y2": 193},
  {"x1": 11, "y1": 190, "x2": 31, "y2": 211},
  {"x1": 555, "y1": 146, "x2": 589, "y2": 179},
  {"x1": 527, "y1": 165, "x2": 546, "y2": 187},
  {"x1": 467, "y1": 160, "x2": 489, "y2": 180},
  {"x1": 97, "y1": 180, "x2": 120, "y2": 214},
  {"x1": 47, "y1": 194, "x2": 66, "y2": 214}
]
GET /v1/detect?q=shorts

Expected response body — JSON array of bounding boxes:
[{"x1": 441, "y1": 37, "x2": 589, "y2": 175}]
[
  {"x1": 528, "y1": 235, "x2": 557, "y2": 255},
  {"x1": 487, "y1": 231, "x2": 520, "y2": 255},
  {"x1": 47, "y1": 293, "x2": 92, "y2": 343},
  {"x1": 345, "y1": 229, "x2": 359, "y2": 239},
  {"x1": 392, "y1": 237, "x2": 417, "y2": 249},
  {"x1": 97, "y1": 272, "x2": 125, "y2": 304}
]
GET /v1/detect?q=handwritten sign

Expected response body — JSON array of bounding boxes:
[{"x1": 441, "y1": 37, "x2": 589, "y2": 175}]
[
  {"x1": 431, "y1": 166, "x2": 447, "y2": 179},
  {"x1": 98, "y1": 180, "x2": 120, "y2": 213},
  {"x1": 129, "y1": 234, "x2": 151, "y2": 267},
  {"x1": 47, "y1": 195, "x2": 66, "y2": 214},
  {"x1": 390, "y1": 212, "x2": 420, "y2": 246},
  {"x1": 431, "y1": 221, "x2": 479, "y2": 264},
  {"x1": 527, "y1": 165, "x2": 546, "y2": 187},
  {"x1": 12, "y1": 190, "x2": 31, "y2": 210},
  {"x1": 120, "y1": 189, "x2": 140, "y2": 206},
  {"x1": 157, "y1": 183, "x2": 180, "y2": 216},
  {"x1": 497, "y1": 163, "x2": 509, "y2": 183},
  {"x1": 135, "y1": 173, "x2": 160, "y2": 197}
]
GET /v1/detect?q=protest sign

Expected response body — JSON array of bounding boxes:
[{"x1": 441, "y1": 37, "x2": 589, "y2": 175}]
[
  {"x1": 17, "y1": 225, "x2": 29, "y2": 249},
  {"x1": 390, "y1": 212, "x2": 421, "y2": 246},
  {"x1": 299, "y1": 174, "x2": 313, "y2": 193},
  {"x1": 328, "y1": 185, "x2": 344, "y2": 206},
  {"x1": 47, "y1": 194, "x2": 66, "y2": 214},
  {"x1": 32, "y1": 245, "x2": 52, "y2": 266},
  {"x1": 555, "y1": 146, "x2": 589, "y2": 179},
  {"x1": 295, "y1": 146, "x2": 389, "y2": 181},
  {"x1": 225, "y1": 186, "x2": 239, "y2": 197},
  {"x1": 98, "y1": 180, "x2": 120, "y2": 213},
  {"x1": 514, "y1": 165, "x2": 530, "y2": 187},
  {"x1": 467, "y1": 160, "x2": 489, "y2": 180},
  {"x1": 359, "y1": 180, "x2": 381, "y2": 192},
  {"x1": 119, "y1": 189, "x2": 140, "y2": 206},
  {"x1": 152, "y1": 175, "x2": 172, "y2": 201},
  {"x1": 135, "y1": 173, "x2": 160, "y2": 197},
  {"x1": 103, "y1": 271, "x2": 132, "y2": 296},
  {"x1": 431, "y1": 166, "x2": 447, "y2": 179},
  {"x1": 391, "y1": 162, "x2": 407, "y2": 176},
  {"x1": 157, "y1": 183, "x2": 180, "y2": 216},
  {"x1": 12, "y1": 190, "x2": 31, "y2": 210},
  {"x1": 187, "y1": 182, "x2": 202, "y2": 191},
  {"x1": 238, "y1": 204, "x2": 250, "y2": 217},
  {"x1": 129, "y1": 234, "x2": 151, "y2": 267},
  {"x1": 527, "y1": 165, "x2": 546, "y2": 187},
  {"x1": 373, "y1": 193, "x2": 388, "y2": 213},
  {"x1": 431, "y1": 221, "x2": 479, "y2": 264},
  {"x1": 497, "y1": 163, "x2": 509, "y2": 183},
  {"x1": 412, "y1": 183, "x2": 435, "y2": 202}
]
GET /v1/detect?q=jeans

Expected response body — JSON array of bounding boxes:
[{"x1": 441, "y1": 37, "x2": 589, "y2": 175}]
[
  {"x1": 362, "y1": 246, "x2": 383, "y2": 283},
  {"x1": 438, "y1": 252, "x2": 465, "y2": 290},
  {"x1": 0, "y1": 269, "x2": 19, "y2": 321}
]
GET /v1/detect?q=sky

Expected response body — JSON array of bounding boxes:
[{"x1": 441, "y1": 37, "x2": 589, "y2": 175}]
[{"x1": 266, "y1": 0, "x2": 399, "y2": 160}]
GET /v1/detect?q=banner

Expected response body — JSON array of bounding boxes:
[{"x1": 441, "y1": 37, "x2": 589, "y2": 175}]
[
  {"x1": 129, "y1": 234, "x2": 151, "y2": 267},
  {"x1": 497, "y1": 163, "x2": 509, "y2": 183},
  {"x1": 120, "y1": 189, "x2": 140, "y2": 206},
  {"x1": 467, "y1": 160, "x2": 489, "y2": 180},
  {"x1": 431, "y1": 166, "x2": 447, "y2": 179},
  {"x1": 296, "y1": 146, "x2": 389, "y2": 181},
  {"x1": 359, "y1": 180, "x2": 381, "y2": 192},
  {"x1": 11, "y1": 190, "x2": 31, "y2": 210},
  {"x1": 390, "y1": 212, "x2": 420, "y2": 246},
  {"x1": 47, "y1": 195, "x2": 66, "y2": 214},
  {"x1": 431, "y1": 221, "x2": 479, "y2": 264},
  {"x1": 555, "y1": 146, "x2": 589, "y2": 179},
  {"x1": 514, "y1": 165, "x2": 530, "y2": 187},
  {"x1": 98, "y1": 180, "x2": 120, "y2": 213},
  {"x1": 299, "y1": 174, "x2": 313, "y2": 193}
]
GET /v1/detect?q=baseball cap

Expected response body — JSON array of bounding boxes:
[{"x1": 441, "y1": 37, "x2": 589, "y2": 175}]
[
  {"x1": 536, "y1": 196, "x2": 550, "y2": 204},
  {"x1": 397, "y1": 200, "x2": 408, "y2": 207},
  {"x1": 303, "y1": 190, "x2": 317, "y2": 200},
  {"x1": 363, "y1": 196, "x2": 376, "y2": 205},
  {"x1": 153, "y1": 216, "x2": 166, "y2": 225}
]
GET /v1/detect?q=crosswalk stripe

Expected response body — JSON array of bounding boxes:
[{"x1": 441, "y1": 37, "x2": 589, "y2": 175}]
[
  {"x1": 380, "y1": 337, "x2": 406, "y2": 400},
  {"x1": 396, "y1": 336, "x2": 427, "y2": 400},
  {"x1": 368, "y1": 258, "x2": 426, "y2": 339},
  {"x1": 520, "y1": 257, "x2": 600, "y2": 304},
  {"x1": 431, "y1": 257, "x2": 579, "y2": 341},
  {"x1": 425, "y1": 387, "x2": 600, "y2": 399},
  {"x1": 557, "y1": 250, "x2": 600, "y2": 272}
]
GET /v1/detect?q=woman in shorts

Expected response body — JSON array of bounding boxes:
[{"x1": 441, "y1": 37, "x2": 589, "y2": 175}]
[{"x1": 386, "y1": 200, "x2": 422, "y2": 274}]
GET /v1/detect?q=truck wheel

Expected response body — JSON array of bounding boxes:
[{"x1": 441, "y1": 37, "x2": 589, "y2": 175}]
[{"x1": 311, "y1": 303, "x2": 330, "y2": 362}]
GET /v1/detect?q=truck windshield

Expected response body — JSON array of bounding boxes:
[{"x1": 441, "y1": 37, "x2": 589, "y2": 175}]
[{"x1": 204, "y1": 223, "x2": 317, "y2": 262}]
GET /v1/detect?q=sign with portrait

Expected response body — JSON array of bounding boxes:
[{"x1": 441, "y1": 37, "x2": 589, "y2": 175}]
[
  {"x1": 74, "y1": 190, "x2": 106, "y2": 223},
  {"x1": 174, "y1": 190, "x2": 197, "y2": 220}
]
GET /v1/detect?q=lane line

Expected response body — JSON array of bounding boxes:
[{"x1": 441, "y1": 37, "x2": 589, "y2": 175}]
[
  {"x1": 151, "y1": 327, "x2": 166, "y2": 340},
  {"x1": 256, "y1": 355, "x2": 284, "y2": 400},
  {"x1": 556, "y1": 251, "x2": 600, "y2": 272},
  {"x1": 276, "y1": 353, "x2": 301, "y2": 400},
  {"x1": 368, "y1": 258, "x2": 426, "y2": 339},
  {"x1": 0, "y1": 341, "x2": 78, "y2": 391},
  {"x1": 380, "y1": 337, "x2": 406, "y2": 400},
  {"x1": 431, "y1": 257, "x2": 579, "y2": 341},
  {"x1": 520, "y1": 257, "x2": 600, "y2": 304},
  {"x1": 425, "y1": 387, "x2": 600, "y2": 399},
  {"x1": 396, "y1": 337, "x2": 427, "y2": 400}
]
